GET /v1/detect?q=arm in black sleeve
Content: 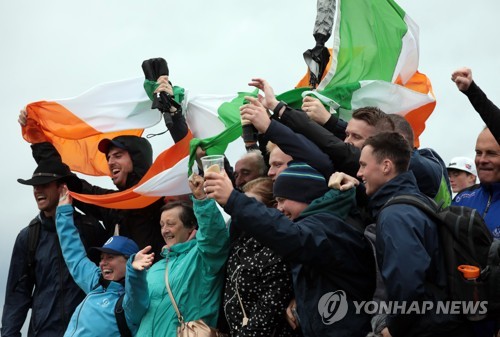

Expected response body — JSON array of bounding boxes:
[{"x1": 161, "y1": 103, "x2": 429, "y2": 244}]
[
  {"x1": 279, "y1": 107, "x2": 361, "y2": 177},
  {"x1": 1, "y1": 229, "x2": 33, "y2": 337},
  {"x1": 262, "y1": 119, "x2": 333, "y2": 179},
  {"x1": 224, "y1": 191, "x2": 339, "y2": 265},
  {"x1": 31, "y1": 142, "x2": 63, "y2": 164},
  {"x1": 463, "y1": 81, "x2": 500, "y2": 143},
  {"x1": 169, "y1": 113, "x2": 189, "y2": 143},
  {"x1": 323, "y1": 114, "x2": 347, "y2": 140}
]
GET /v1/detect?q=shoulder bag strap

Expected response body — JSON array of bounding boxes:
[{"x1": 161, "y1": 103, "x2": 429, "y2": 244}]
[{"x1": 165, "y1": 262, "x2": 184, "y2": 324}]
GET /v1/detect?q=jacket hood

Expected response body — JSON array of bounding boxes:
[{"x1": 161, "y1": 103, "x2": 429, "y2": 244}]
[
  {"x1": 367, "y1": 171, "x2": 421, "y2": 219},
  {"x1": 298, "y1": 188, "x2": 356, "y2": 221},
  {"x1": 101, "y1": 136, "x2": 153, "y2": 189}
]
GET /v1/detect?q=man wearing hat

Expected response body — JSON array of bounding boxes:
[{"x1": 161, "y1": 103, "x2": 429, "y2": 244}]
[
  {"x1": 1, "y1": 160, "x2": 108, "y2": 337},
  {"x1": 55, "y1": 185, "x2": 152, "y2": 336},
  {"x1": 446, "y1": 156, "x2": 477, "y2": 196},
  {"x1": 204, "y1": 162, "x2": 376, "y2": 337}
]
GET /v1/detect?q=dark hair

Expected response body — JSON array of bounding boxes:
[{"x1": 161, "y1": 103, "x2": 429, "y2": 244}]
[
  {"x1": 160, "y1": 200, "x2": 198, "y2": 229},
  {"x1": 389, "y1": 114, "x2": 415, "y2": 147},
  {"x1": 352, "y1": 106, "x2": 395, "y2": 133},
  {"x1": 242, "y1": 177, "x2": 275, "y2": 207},
  {"x1": 363, "y1": 132, "x2": 411, "y2": 174}
]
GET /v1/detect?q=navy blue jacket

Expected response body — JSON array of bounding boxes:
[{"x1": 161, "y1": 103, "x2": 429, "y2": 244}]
[
  {"x1": 1, "y1": 212, "x2": 106, "y2": 337},
  {"x1": 224, "y1": 189, "x2": 375, "y2": 337},
  {"x1": 262, "y1": 119, "x2": 334, "y2": 179},
  {"x1": 368, "y1": 171, "x2": 468, "y2": 337}
]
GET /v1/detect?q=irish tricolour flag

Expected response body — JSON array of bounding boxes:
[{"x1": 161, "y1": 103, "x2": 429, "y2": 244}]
[
  {"x1": 296, "y1": 0, "x2": 435, "y2": 147},
  {"x1": 23, "y1": 78, "x2": 246, "y2": 209}
]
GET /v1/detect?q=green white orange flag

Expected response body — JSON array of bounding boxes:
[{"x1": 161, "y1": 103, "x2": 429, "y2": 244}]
[
  {"x1": 24, "y1": 78, "x2": 160, "y2": 176},
  {"x1": 295, "y1": 0, "x2": 435, "y2": 147},
  {"x1": 22, "y1": 77, "x2": 249, "y2": 209},
  {"x1": 23, "y1": 78, "x2": 195, "y2": 209}
]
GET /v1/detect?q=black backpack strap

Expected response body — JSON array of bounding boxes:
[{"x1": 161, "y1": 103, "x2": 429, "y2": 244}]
[
  {"x1": 382, "y1": 194, "x2": 439, "y2": 217},
  {"x1": 115, "y1": 293, "x2": 132, "y2": 337},
  {"x1": 26, "y1": 218, "x2": 41, "y2": 285}
]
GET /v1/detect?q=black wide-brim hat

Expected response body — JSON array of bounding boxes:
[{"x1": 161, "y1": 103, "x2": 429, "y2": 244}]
[{"x1": 18, "y1": 159, "x2": 82, "y2": 191}]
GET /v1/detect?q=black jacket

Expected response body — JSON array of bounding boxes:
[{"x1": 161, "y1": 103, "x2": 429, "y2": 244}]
[
  {"x1": 1, "y1": 212, "x2": 106, "y2": 337},
  {"x1": 463, "y1": 81, "x2": 500, "y2": 144}
]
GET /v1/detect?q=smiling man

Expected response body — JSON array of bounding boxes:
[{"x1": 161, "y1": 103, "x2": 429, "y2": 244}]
[
  {"x1": 1, "y1": 160, "x2": 107, "y2": 337},
  {"x1": 357, "y1": 132, "x2": 470, "y2": 337},
  {"x1": 453, "y1": 127, "x2": 500, "y2": 239}
]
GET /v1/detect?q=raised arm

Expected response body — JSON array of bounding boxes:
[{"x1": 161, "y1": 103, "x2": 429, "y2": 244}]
[
  {"x1": 55, "y1": 187, "x2": 101, "y2": 293},
  {"x1": 452, "y1": 67, "x2": 500, "y2": 143},
  {"x1": 189, "y1": 173, "x2": 230, "y2": 274},
  {"x1": 240, "y1": 96, "x2": 333, "y2": 179}
]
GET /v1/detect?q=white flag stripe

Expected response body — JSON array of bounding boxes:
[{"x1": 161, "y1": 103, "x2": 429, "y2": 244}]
[
  {"x1": 133, "y1": 156, "x2": 191, "y2": 196},
  {"x1": 55, "y1": 77, "x2": 162, "y2": 132},
  {"x1": 186, "y1": 94, "x2": 238, "y2": 139},
  {"x1": 392, "y1": 14, "x2": 420, "y2": 84},
  {"x1": 353, "y1": 80, "x2": 434, "y2": 115}
]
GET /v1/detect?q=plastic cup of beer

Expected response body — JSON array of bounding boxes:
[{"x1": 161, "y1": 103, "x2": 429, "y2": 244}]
[{"x1": 201, "y1": 155, "x2": 225, "y2": 174}]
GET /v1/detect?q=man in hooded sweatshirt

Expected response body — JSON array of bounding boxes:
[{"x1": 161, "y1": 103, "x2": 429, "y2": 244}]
[{"x1": 18, "y1": 75, "x2": 188, "y2": 260}]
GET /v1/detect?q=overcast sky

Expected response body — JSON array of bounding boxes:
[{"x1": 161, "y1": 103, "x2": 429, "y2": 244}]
[{"x1": 1, "y1": 0, "x2": 499, "y2": 329}]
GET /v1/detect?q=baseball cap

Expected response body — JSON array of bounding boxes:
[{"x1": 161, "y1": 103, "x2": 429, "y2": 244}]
[
  {"x1": 90, "y1": 236, "x2": 139, "y2": 258},
  {"x1": 447, "y1": 156, "x2": 477, "y2": 176}
]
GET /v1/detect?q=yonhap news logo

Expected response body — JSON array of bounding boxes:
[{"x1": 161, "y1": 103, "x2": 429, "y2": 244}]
[
  {"x1": 318, "y1": 291, "x2": 488, "y2": 324},
  {"x1": 318, "y1": 290, "x2": 349, "y2": 324}
]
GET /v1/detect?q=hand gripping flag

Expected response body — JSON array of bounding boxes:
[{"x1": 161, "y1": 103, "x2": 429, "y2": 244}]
[{"x1": 23, "y1": 77, "x2": 194, "y2": 209}]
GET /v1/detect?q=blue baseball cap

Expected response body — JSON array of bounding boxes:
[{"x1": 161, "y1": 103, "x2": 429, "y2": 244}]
[{"x1": 91, "y1": 236, "x2": 139, "y2": 257}]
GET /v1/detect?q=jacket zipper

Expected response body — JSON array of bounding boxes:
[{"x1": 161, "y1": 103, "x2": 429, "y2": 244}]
[
  {"x1": 482, "y1": 192, "x2": 492, "y2": 218},
  {"x1": 57, "y1": 239, "x2": 67, "y2": 325},
  {"x1": 69, "y1": 290, "x2": 103, "y2": 337}
]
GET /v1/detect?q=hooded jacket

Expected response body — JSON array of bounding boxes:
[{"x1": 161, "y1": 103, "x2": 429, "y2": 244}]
[
  {"x1": 55, "y1": 204, "x2": 149, "y2": 337},
  {"x1": 224, "y1": 188, "x2": 375, "y2": 337},
  {"x1": 136, "y1": 198, "x2": 230, "y2": 337},
  {"x1": 368, "y1": 171, "x2": 469, "y2": 337},
  {"x1": 453, "y1": 182, "x2": 500, "y2": 239},
  {"x1": 1, "y1": 211, "x2": 107, "y2": 337},
  {"x1": 31, "y1": 141, "x2": 166, "y2": 261}
]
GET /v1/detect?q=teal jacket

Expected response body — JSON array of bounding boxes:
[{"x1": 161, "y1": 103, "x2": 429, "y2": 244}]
[
  {"x1": 55, "y1": 204, "x2": 149, "y2": 337},
  {"x1": 136, "y1": 198, "x2": 230, "y2": 337}
]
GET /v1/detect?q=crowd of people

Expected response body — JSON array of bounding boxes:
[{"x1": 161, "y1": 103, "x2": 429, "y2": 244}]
[{"x1": 2, "y1": 66, "x2": 500, "y2": 337}]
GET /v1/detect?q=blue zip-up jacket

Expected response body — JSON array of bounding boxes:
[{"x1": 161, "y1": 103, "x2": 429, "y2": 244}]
[
  {"x1": 225, "y1": 188, "x2": 375, "y2": 337},
  {"x1": 368, "y1": 171, "x2": 469, "y2": 337},
  {"x1": 55, "y1": 204, "x2": 149, "y2": 337},
  {"x1": 453, "y1": 183, "x2": 500, "y2": 239}
]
